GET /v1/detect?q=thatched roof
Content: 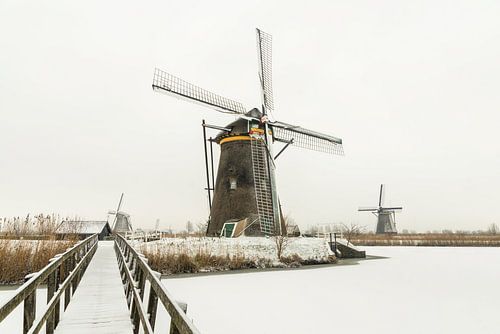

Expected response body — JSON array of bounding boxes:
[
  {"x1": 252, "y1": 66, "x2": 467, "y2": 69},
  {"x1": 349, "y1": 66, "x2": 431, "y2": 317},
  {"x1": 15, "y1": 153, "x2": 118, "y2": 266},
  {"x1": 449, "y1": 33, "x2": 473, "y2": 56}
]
[{"x1": 56, "y1": 221, "x2": 111, "y2": 234}]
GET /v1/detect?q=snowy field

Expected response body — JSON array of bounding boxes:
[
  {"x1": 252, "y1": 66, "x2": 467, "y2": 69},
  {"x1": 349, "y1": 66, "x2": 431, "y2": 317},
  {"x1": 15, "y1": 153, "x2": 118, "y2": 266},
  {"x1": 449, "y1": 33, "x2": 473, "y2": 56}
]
[{"x1": 154, "y1": 246, "x2": 500, "y2": 334}]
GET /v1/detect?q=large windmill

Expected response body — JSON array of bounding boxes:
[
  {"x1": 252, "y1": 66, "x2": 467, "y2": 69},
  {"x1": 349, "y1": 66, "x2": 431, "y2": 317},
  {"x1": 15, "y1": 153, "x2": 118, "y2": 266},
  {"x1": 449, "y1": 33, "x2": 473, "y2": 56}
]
[
  {"x1": 152, "y1": 28, "x2": 344, "y2": 237},
  {"x1": 358, "y1": 184, "x2": 402, "y2": 234},
  {"x1": 108, "y1": 193, "x2": 133, "y2": 235}
]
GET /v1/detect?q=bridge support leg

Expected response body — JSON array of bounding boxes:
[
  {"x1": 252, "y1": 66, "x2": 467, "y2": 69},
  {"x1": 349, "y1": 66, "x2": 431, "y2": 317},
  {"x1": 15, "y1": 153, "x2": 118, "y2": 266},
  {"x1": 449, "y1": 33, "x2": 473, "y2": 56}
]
[
  {"x1": 169, "y1": 302, "x2": 188, "y2": 334},
  {"x1": 64, "y1": 258, "x2": 71, "y2": 310},
  {"x1": 147, "y1": 288, "x2": 158, "y2": 330},
  {"x1": 46, "y1": 271, "x2": 56, "y2": 334},
  {"x1": 23, "y1": 289, "x2": 36, "y2": 334},
  {"x1": 54, "y1": 267, "x2": 61, "y2": 328}
]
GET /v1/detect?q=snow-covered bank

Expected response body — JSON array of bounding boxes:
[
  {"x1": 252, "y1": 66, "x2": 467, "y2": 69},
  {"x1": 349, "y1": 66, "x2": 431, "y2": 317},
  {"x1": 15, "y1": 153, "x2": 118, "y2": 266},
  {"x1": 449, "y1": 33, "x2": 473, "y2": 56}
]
[
  {"x1": 154, "y1": 247, "x2": 500, "y2": 334},
  {"x1": 134, "y1": 236, "x2": 333, "y2": 263},
  {"x1": 132, "y1": 237, "x2": 336, "y2": 275}
]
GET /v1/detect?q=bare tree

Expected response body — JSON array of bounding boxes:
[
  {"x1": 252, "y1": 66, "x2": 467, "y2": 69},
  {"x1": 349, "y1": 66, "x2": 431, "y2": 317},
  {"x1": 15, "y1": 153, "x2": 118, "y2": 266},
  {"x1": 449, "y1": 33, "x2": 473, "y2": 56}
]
[
  {"x1": 196, "y1": 220, "x2": 209, "y2": 237},
  {"x1": 341, "y1": 223, "x2": 365, "y2": 246},
  {"x1": 487, "y1": 223, "x2": 499, "y2": 235},
  {"x1": 273, "y1": 215, "x2": 293, "y2": 260}
]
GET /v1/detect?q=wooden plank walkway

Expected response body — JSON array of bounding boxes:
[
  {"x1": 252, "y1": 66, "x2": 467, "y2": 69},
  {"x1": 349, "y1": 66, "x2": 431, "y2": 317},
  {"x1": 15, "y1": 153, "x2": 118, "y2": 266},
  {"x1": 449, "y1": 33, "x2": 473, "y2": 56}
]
[{"x1": 55, "y1": 241, "x2": 133, "y2": 333}]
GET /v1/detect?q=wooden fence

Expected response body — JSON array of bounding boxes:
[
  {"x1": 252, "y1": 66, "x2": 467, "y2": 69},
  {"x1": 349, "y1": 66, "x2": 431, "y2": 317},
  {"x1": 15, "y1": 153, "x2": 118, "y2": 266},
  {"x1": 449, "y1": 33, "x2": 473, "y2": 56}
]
[
  {"x1": 0, "y1": 234, "x2": 98, "y2": 334},
  {"x1": 114, "y1": 234, "x2": 200, "y2": 334}
]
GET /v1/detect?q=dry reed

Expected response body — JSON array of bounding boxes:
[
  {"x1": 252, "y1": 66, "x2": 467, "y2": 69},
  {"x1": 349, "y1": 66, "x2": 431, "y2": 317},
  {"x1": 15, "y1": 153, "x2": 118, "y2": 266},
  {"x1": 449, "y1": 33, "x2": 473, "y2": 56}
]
[
  {"x1": 350, "y1": 233, "x2": 500, "y2": 247},
  {"x1": 141, "y1": 246, "x2": 260, "y2": 275},
  {"x1": 0, "y1": 239, "x2": 74, "y2": 284}
]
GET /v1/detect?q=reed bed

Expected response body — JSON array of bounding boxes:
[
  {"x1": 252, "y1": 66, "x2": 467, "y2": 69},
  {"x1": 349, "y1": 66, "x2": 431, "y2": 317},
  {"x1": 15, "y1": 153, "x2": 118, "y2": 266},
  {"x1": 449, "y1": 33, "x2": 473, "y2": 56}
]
[
  {"x1": 350, "y1": 233, "x2": 500, "y2": 247},
  {"x1": 140, "y1": 245, "x2": 266, "y2": 275},
  {"x1": 0, "y1": 239, "x2": 74, "y2": 284}
]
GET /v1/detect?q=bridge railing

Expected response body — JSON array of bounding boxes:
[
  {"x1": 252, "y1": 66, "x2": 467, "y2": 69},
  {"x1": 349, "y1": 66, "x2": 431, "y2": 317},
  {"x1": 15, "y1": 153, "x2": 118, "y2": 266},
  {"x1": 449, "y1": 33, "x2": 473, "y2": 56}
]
[
  {"x1": 114, "y1": 234, "x2": 200, "y2": 334},
  {"x1": 0, "y1": 234, "x2": 98, "y2": 334}
]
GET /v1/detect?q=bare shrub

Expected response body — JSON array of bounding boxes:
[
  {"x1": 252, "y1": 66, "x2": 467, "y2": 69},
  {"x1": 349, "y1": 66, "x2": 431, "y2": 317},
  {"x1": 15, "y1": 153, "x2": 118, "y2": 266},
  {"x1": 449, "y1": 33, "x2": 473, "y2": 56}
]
[
  {"x1": 280, "y1": 253, "x2": 303, "y2": 266},
  {"x1": 487, "y1": 223, "x2": 499, "y2": 235},
  {"x1": 273, "y1": 215, "x2": 293, "y2": 260},
  {"x1": 341, "y1": 223, "x2": 366, "y2": 246}
]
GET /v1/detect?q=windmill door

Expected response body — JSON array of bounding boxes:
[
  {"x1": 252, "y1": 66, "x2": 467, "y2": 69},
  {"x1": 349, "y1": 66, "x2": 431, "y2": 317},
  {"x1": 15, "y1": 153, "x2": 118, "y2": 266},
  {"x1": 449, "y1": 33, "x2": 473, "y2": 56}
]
[{"x1": 221, "y1": 223, "x2": 236, "y2": 237}]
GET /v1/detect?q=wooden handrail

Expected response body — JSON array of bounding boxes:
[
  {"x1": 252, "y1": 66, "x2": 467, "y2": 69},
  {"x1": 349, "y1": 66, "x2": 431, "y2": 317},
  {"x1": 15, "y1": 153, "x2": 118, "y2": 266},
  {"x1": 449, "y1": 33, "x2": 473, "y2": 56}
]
[
  {"x1": 0, "y1": 234, "x2": 98, "y2": 334},
  {"x1": 114, "y1": 234, "x2": 201, "y2": 334}
]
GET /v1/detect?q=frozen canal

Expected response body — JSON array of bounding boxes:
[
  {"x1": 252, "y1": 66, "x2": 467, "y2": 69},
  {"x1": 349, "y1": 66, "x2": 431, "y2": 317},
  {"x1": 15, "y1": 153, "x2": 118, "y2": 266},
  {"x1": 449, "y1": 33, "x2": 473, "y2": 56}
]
[
  {"x1": 1, "y1": 247, "x2": 499, "y2": 333},
  {"x1": 157, "y1": 246, "x2": 500, "y2": 334}
]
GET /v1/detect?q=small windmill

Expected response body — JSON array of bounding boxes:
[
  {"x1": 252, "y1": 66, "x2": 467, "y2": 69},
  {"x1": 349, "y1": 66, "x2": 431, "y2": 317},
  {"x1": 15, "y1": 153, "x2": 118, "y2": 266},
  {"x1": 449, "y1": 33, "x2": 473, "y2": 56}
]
[
  {"x1": 152, "y1": 28, "x2": 344, "y2": 237},
  {"x1": 108, "y1": 193, "x2": 133, "y2": 235},
  {"x1": 358, "y1": 184, "x2": 402, "y2": 234}
]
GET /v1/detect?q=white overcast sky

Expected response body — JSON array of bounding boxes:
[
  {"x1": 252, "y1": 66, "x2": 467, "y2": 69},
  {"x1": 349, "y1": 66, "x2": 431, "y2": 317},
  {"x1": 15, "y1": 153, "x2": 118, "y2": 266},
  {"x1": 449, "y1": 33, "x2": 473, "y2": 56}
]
[{"x1": 1, "y1": 0, "x2": 499, "y2": 232}]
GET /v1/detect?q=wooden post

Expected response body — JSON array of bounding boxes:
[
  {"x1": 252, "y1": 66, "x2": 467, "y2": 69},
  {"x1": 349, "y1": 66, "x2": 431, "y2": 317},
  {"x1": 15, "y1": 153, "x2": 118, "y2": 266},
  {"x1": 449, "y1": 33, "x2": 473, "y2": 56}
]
[
  {"x1": 169, "y1": 302, "x2": 188, "y2": 334},
  {"x1": 138, "y1": 270, "x2": 146, "y2": 300},
  {"x1": 147, "y1": 288, "x2": 159, "y2": 330},
  {"x1": 46, "y1": 271, "x2": 56, "y2": 334},
  {"x1": 23, "y1": 290, "x2": 36, "y2": 334},
  {"x1": 132, "y1": 301, "x2": 140, "y2": 334},
  {"x1": 54, "y1": 267, "x2": 61, "y2": 327},
  {"x1": 64, "y1": 258, "x2": 71, "y2": 310}
]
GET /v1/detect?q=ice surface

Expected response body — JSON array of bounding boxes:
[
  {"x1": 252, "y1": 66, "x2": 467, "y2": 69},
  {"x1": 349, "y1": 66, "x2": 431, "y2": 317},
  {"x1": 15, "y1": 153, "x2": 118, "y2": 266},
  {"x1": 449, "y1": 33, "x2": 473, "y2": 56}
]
[{"x1": 156, "y1": 247, "x2": 500, "y2": 334}]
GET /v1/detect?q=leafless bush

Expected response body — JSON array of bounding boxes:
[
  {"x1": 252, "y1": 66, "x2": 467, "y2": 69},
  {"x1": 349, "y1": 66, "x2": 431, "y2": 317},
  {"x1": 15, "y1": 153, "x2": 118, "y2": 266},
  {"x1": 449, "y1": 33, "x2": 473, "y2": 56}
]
[
  {"x1": 273, "y1": 216, "x2": 294, "y2": 260},
  {"x1": 280, "y1": 254, "x2": 303, "y2": 266},
  {"x1": 487, "y1": 223, "x2": 499, "y2": 235},
  {"x1": 341, "y1": 223, "x2": 366, "y2": 246}
]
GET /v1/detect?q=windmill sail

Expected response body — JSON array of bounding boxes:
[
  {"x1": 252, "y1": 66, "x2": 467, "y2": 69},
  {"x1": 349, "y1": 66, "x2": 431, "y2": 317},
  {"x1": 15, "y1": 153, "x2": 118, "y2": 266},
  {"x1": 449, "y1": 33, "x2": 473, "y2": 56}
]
[
  {"x1": 270, "y1": 121, "x2": 344, "y2": 155},
  {"x1": 152, "y1": 68, "x2": 246, "y2": 115},
  {"x1": 256, "y1": 28, "x2": 274, "y2": 112},
  {"x1": 111, "y1": 193, "x2": 124, "y2": 231},
  {"x1": 255, "y1": 28, "x2": 281, "y2": 234},
  {"x1": 379, "y1": 184, "x2": 385, "y2": 207},
  {"x1": 358, "y1": 207, "x2": 379, "y2": 212}
]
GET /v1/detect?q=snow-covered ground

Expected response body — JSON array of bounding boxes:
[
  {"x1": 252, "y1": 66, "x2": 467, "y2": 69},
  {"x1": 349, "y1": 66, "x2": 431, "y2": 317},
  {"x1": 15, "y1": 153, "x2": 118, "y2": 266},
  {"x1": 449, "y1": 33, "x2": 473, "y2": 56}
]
[
  {"x1": 153, "y1": 246, "x2": 500, "y2": 334},
  {"x1": 135, "y1": 236, "x2": 333, "y2": 263}
]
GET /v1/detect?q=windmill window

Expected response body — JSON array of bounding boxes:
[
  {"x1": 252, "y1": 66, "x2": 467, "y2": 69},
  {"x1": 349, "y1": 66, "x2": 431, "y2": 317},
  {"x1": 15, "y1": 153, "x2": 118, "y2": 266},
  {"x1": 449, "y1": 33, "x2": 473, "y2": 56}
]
[{"x1": 229, "y1": 177, "x2": 237, "y2": 190}]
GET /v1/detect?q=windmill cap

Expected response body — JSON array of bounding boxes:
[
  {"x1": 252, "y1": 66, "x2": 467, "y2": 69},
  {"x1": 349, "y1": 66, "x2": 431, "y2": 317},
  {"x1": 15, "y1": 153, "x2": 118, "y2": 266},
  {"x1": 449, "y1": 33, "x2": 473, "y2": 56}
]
[{"x1": 214, "y1": 108, "x2": 263, "y2": 143}]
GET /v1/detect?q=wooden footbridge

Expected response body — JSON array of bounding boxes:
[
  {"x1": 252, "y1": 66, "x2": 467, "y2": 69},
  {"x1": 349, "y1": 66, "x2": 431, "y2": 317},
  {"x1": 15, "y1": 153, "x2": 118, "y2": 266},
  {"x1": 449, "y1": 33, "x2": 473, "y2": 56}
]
[{"x1": 0, "y1": 234, "x2": 200, "y2": 334}]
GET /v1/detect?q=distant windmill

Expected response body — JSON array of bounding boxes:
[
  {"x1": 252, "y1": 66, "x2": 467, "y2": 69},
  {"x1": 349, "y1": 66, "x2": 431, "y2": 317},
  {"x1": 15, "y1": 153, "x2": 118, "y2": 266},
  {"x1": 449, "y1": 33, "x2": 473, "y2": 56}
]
[
  {"x1": 108, "y1": 193, "x2": 133, "y2": 235},
  {"x1": 358, "y1": 184, "x2": 402, "y2": 234},
  {"x1": 152, "y1": 28, "x2": 344, "y2": 237}
]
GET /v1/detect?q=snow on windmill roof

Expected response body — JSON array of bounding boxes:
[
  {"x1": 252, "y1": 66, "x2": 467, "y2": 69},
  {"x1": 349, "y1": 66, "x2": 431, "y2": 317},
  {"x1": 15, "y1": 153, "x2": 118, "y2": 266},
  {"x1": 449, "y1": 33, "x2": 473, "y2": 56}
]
[{"x1": 56, "y1": 220, "x2": 111, "y2": 234}]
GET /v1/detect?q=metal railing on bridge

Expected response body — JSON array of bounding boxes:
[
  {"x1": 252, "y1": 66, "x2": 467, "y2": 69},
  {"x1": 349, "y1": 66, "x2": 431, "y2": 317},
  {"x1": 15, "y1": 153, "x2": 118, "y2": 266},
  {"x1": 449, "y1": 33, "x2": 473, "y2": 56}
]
[
  {"x1": 0, "y1": 234, "x2": 98, "y2": 334},
  {"x1": 114, "y1": 234, "x2": 200, "y2": 334}
]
